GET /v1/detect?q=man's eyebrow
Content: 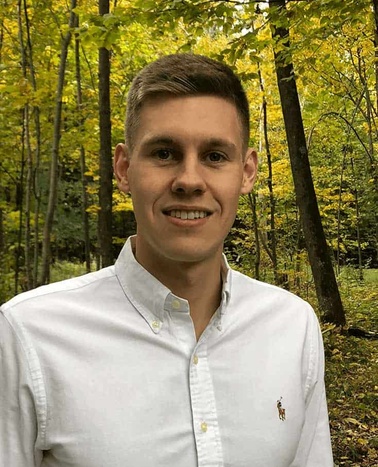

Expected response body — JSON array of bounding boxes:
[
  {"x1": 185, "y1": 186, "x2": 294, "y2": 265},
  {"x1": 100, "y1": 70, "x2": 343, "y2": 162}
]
[
  {"x1": 140, "y1": 135, "x2": 175, "y2": 147},
  {"x1": 140, "y1": 135, "x2": 238, "y2": 151},
  {"x1": 202, "y1": 138, "x2": 238, "y2": 151}
]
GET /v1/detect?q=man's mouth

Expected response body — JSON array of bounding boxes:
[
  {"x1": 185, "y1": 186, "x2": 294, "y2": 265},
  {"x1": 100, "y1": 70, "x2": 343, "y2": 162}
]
[{"x1": 165, "y1": 210, "x2": 209, "y2": 220}]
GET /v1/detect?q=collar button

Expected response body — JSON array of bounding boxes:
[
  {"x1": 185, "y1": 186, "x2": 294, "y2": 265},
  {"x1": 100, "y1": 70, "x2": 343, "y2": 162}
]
[
  {"x1": 151, "y1": 320, "x2": 161, "y2": 330},
  {"x1": 172, "y1": 299, "x2": 181, "y2": 310}
]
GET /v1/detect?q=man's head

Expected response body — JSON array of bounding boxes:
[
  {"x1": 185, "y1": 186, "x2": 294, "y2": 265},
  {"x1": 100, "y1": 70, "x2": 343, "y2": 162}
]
[
  {"x1": 114, "y1": 53, "x2": 257, "y2": 272},
  {"x1": 125, "y1": 54, "x2": 250, "y2": 152}
]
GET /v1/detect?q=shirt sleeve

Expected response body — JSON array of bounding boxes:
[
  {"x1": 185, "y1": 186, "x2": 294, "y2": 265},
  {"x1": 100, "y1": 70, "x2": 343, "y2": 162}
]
[
  {"x1": 0, "y1": 310, "x2": 43, "y2": 467},
  {"x1": 291, "y1": 309, "x2": 334, "y2": 467}
]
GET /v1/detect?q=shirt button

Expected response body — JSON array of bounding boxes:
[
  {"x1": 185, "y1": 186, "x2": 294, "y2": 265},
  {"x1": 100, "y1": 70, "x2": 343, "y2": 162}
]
[
  {"x1": 201, "y1": 422, "x2": 208, "y2": 433},
  {"x1": 193, "y1": 355, "x2": 199, "y2": 365},
  {"x1": 172, "y1": 299, "x2": 180, "y2": 310},
  {"x1": 151, "y1": 320, "x2": 161, "y2": 329}
]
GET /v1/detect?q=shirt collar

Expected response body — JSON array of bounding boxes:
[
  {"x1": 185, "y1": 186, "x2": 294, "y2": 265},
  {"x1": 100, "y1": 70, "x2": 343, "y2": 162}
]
[{"x1": 115, "y1": 236, "x2": 232, "y2": 334}]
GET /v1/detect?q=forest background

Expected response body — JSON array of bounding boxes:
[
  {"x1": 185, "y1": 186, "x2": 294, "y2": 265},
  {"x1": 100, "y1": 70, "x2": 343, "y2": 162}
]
[{"x1": 0, "y1": 0, "x2": 377, "y2": 465}]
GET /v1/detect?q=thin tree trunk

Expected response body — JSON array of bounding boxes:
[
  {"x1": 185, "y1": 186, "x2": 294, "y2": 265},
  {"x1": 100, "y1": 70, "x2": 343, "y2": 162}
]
[
  {"x1": 0, "y1": 15, "x2": 4, "y2": 63},
  {"x1": 0, "y1": 208, "x2": 6, "y2": 304},
  {"x1": 268, "y1": 0, "x2": 346, "y2": 325},
  {"x1": 18, "y1": 0, "x2": 34, "y2": 290},
  {"x1": 40, "y1": 0, "x2": 77, "y2": 284},
  {"x1": 294, "y1": 209, "x2": 302, "y2": 292},
  {"x1": 33, "y1": 181, "x2": 41, "y2": 287},
  {"x1": 98, "y1": 0, "x2": 113, "y2": 268},
  {"x1": 23, "y1": 0, "x2": 42, "y2": 288},
  {"x1": 373, "y1": 0, "x2": 378, "y2": 112},
  {"x1": 350, "y1": 158, "x2": 363, "y2": 281},
  {"x1": 18, "y1": 0, "x2": 33, "y2": 289},
  {"x1": 336, "y1": 148, "x2": 347, "y2": 274},
  {"x1": 17, "y1": 1, "x2": 30, "y2": 292},
  {"x1": 248, "y1": 193, "x2": 260, "y2": 280},
  {"x1": 0, "y1": 209, "x2": 4, "y2": 262},
  {"x1": 257, "y1": 66, "x2": 278, "y2": 283},
  {"x1": 15, "y1": 110, "x2": 25, "y2": 294},
  {"x1": 74, "y1": 15, "x2": 91, "y2": 273},
  {"x1": 24, "y1": 104, "x2": 33, "y2": 289},
  {"x1": 373, "y1": 0, "x2": 378, "y2": 261}
]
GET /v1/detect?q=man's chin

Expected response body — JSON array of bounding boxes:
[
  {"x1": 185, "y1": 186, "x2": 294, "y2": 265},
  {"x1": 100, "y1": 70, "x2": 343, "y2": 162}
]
[{"x1": 158, "y1": 243, "x2": 223, "y2": 266}]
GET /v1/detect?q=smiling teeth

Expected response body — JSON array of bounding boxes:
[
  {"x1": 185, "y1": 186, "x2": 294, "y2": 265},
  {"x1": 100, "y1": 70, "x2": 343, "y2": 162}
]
[{"x1": 170, "y1": 210, "x2": 208, "y2": 219}]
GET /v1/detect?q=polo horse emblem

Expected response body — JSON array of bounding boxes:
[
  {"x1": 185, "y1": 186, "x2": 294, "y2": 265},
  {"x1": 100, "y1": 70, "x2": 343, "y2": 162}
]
[{"x1": 277, "y1": 397, "x2": 286, "y2": 421}]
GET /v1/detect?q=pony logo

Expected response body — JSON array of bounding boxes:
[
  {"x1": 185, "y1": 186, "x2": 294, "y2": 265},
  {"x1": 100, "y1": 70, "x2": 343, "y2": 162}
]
[{"x1": 277, "y1": 397, "x2": 286, "y2": 421}]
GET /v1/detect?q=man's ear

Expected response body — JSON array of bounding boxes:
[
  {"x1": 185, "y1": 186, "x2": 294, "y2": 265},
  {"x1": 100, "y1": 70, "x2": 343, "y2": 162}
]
[
  {"x1": 114, "y1": 143, "x2": 131, "y2": 194},
  {"x1": 240, "y1": 148, "x2": 258, "y2": 195}
]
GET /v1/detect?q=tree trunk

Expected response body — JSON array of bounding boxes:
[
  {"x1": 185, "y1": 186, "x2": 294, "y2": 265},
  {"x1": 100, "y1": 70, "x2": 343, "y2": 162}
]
[
  {"x1": 0, "y1": 208, "x2": 6, "y2": 305},
  {"x1": 23, "y1": 0, "x2": 42, "y2": 289},
  {"x1": 16, "y1": 1, "x2": 28, "y2": 293},
  {"x1": 350, "y1": 158, "x2": 363, "y2": 281},
  {"x1": 0, "y1": 208, "x2": 4, "y2": 262},
  {"x1": 74, "y1": 15, "x2": 91, "y2": 273},
  {"x1": 98, "y1": 0, "x2": 113, "y2": 268},
  {"x1": 0, "y1": 10, "x2": 4, "y2": 63},
  {"x1": 40, "y1": 0, "x2": 77, "y2": 284},
  {"x1": 20, "y1": 1, "x2": 33, "y2": 290},
  {"x1": 373, "y1": 0, "x2": 378, "y2": 112},
  {"x1": 15, "y1": 110, "x2": 25, "y2": 294},
  {"x1": 294, "y1": 210, "x2": 302, "y2": 291},
  {"x1": 268, "y1": 0, "x2": 346, "y2": 325},
  {"x1": 248, "y1": 193, "x2": 260, "y2": 280},
  {"x1": 24, "y1": 104, "x2": 33, "y2": 289},
  {"x1": 18, "y1": 0, "x2": 32, "y2": 289},
  {"x1": 258, "y1": 66, "x2": 278, "y2": 283},
  {"x1": 370, "y1": 0, "x2": 378, "y2": 262}
]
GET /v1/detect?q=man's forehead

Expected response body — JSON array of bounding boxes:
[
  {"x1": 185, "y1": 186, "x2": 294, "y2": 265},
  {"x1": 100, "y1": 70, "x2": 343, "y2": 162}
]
[
  {"x1": 134, "y1": 95, "x2": 244, "y2": 144},
  {"x1": 140, "y1": 92, "x2": 234, "y2": 106}
]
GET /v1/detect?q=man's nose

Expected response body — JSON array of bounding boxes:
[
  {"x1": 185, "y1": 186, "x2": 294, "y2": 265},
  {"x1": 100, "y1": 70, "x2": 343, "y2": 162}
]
[{"x1": 171, "y1": 155, "x2": 207, "y2": 194}]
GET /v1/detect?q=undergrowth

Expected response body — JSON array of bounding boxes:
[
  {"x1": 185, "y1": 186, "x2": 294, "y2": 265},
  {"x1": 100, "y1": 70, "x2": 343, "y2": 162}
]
[{"x1": 323, "y1": 269, "x2": 378, "y2": 467}]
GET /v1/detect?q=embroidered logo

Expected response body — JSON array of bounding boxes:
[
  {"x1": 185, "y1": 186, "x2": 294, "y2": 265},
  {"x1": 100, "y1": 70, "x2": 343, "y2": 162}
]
[{"x1": 277, "y1": 397, "x2": 286, "y2": 421}]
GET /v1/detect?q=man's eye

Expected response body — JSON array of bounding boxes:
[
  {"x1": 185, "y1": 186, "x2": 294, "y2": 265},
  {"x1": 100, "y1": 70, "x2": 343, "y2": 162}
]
[
  {"x1": 207, "y1": 152, "x2": 225, "y2": 162},
  {"x1": 154, "y1": 149, "x2": 173, "y2": 160}
]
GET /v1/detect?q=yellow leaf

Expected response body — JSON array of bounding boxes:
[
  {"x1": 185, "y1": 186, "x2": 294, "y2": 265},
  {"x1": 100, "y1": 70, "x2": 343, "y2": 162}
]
[{"x1": 345, "y1": 417, "x2": 361, "y2": 426}]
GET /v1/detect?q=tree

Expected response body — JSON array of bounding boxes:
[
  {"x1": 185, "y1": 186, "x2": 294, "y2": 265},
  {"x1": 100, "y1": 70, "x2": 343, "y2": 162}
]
[
  {"x1": 74, "y1": 15, "x2": 91, "y2": 273},
  {"x1": 374, "y1": 0, "x2": 378, "y2": 110},
  {"x1": 257, "y1": 64, "x2": 279, "y2": 283},
  {"x1": 41, "y1": 0, "x2": 78, "y2": 284},
  {"x1": 22, "y1": 0, "x2": 42, "y2": 288},
  {"x1": 268, "y1": 0, "x2": 345, "y2": 325},
  {"x1": 97, "y1": 0, "x2": 113, "y2": 268}
]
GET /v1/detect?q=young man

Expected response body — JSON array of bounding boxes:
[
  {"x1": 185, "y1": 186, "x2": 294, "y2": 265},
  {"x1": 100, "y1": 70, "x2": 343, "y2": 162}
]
[{"x1": 0, "y1": 54, "x2": 333, "y2": 466}]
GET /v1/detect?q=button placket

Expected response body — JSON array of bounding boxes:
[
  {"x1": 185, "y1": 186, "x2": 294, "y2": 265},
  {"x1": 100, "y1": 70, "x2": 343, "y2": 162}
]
[{"x1": 189, "y1": 345, "x2": 224, "y2": 466}]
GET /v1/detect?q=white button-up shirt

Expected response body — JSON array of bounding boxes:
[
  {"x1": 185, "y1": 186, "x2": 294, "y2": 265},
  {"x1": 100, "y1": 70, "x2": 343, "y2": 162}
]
[{"x1": 0, "y1": 237, "x2": 333, "y2": 467}]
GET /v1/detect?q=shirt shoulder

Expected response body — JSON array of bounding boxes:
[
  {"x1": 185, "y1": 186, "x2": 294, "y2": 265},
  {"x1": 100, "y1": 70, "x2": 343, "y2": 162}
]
[
  {"x1": 231, "y1": 269, "x2": 312, "y2": 308},
  {"x1": 1, "y1": 266, "x2": 116, "y2": 317},
  {"x1": 228, "y1": 269, "x2": 320, "y2": 332}
]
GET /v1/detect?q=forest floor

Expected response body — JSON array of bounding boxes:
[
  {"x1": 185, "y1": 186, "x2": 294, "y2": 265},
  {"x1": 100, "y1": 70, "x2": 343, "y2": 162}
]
[
  {"x1": 50, "y1": 262, "x2": 378, "y2": 466},
  {"x1": 323, "y1": 268, "x2": 378, "y2": 467}
]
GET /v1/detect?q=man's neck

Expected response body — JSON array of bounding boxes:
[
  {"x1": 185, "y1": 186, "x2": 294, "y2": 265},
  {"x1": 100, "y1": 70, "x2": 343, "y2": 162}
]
[
  {"x1": 133, "y1": 242, "x2": 223, "y2": 340},
  {"x1": 163, "y1": 259, "x2": 223, "y2": 340}
]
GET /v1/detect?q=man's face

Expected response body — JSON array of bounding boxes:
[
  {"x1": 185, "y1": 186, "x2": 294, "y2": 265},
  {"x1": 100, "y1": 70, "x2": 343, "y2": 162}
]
[{"x1": 114, "y1": 95, "x2": 257, "y2": 270}]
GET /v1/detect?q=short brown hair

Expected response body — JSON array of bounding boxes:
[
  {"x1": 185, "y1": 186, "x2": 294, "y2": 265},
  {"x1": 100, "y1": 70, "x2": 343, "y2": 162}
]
[{"x1": 125, "y1": 54, "x2": 250, "y2": 151}]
